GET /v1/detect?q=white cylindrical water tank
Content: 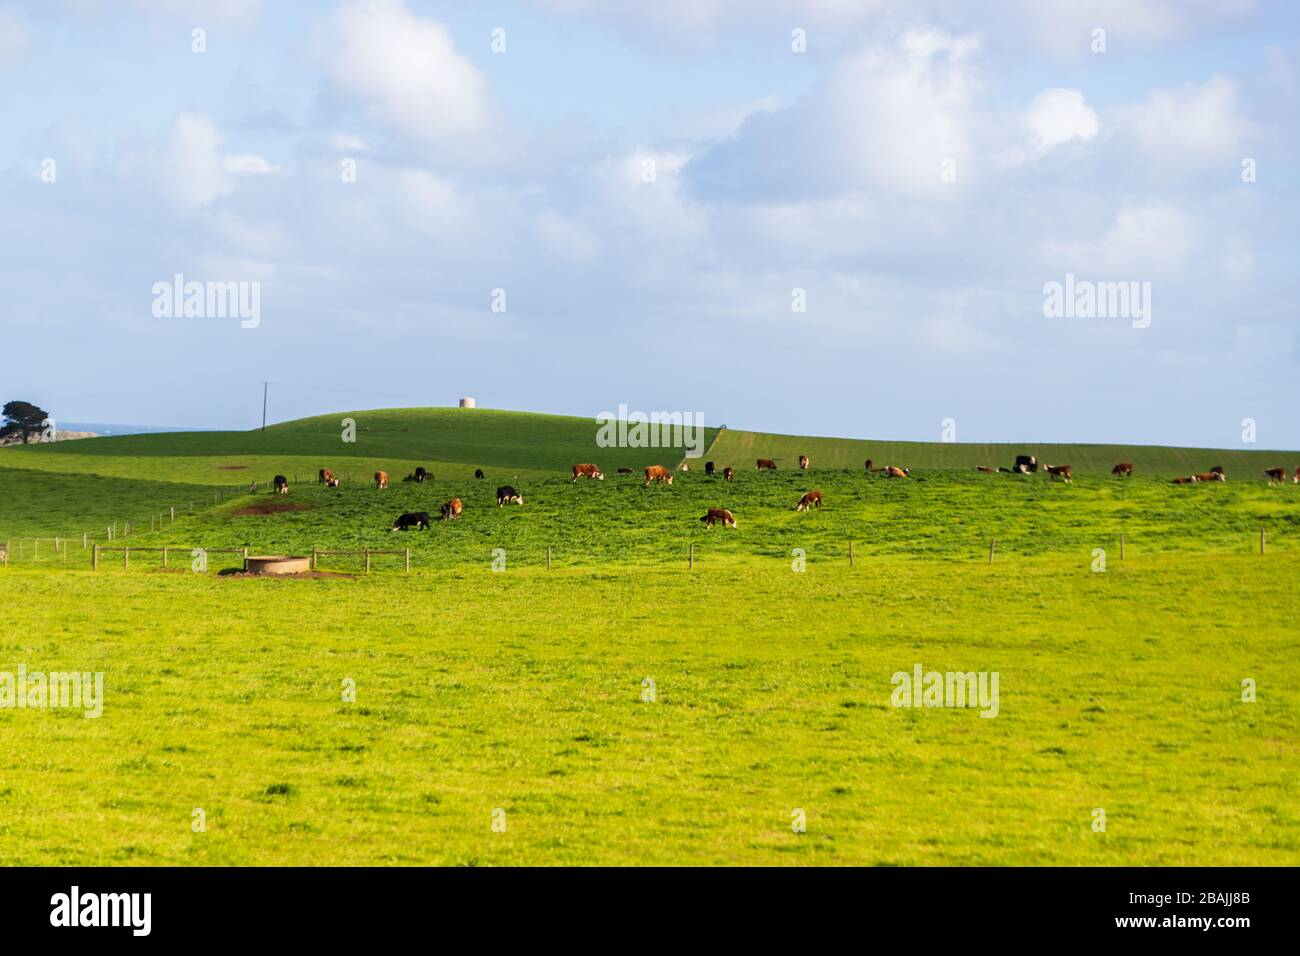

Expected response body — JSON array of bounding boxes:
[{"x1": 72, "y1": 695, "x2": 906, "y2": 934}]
[{"x1": 459, "y1": 397, "x2": 476, "y2": 408}]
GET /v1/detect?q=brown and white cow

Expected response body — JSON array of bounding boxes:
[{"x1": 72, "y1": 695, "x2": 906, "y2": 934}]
[
  {"x1": 412, "y1": 466, "x2": 428, "y2": 483},
  {"x1": 1172, "y1": 476, "x2": 1197, "y2": 484},
  {"x1": 273, "y1": 475, "x2": 289, "y2": 495},
  {"x1": 572, "y1": 463, "x2": 604, "y2": 481},
  {"x1": 723, "y1": 467, "x2": 735, "y2": 481},
  {"x1": 319, "y1": 468, "x2": 335, "y2": 484},
  {"x1": 1264, "y1": 467, "x2": 1286, "y2": 485},
  {"x1": 644, "y1": 465, "x2": 673, "y2": 486},
  {"x1": 1195, "y1": 471, "x2": 1227, "y2": 483},
  {"x1": 798, "y1": 455, "x2": 809, "y2": 470},
  {"x1": 325, "y1": 476, "x2": 340, "y2": 488},
  {"x1": 885, "y1": 466, "x2": 909, "y2": 478},
  {"x1": 1295, "y1": 465, "x2": 1300, "y2": 484},
  {"x1": 756, "y1": 459, "x2": 777, "y2": 470},
  {"x1": 1044, "y1": 464, "x2": 1072, "y2": 483},
  {"x1": 440, "y1": 498, "x2": 463, "y2": 521},
  {"x1": 699, "y1": 508, "x2": 737, "y2": 528},
  {"x1": 795, "y1": 490, "x2": 823, "y2": 511},
  {"x1": 374, "y1": 470, "x2": 389, "y2": 489},
  {"x1": 1112, "y1": 462, "x2": 1133, "y2": 477},
  {"x1": 679, "y1": 462, "x2": 690, "y2": 472}
]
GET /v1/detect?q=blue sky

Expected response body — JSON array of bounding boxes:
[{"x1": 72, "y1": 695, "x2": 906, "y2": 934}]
[{"x1": 1, "y1": 0, "x2": 1297, "y2": 447}]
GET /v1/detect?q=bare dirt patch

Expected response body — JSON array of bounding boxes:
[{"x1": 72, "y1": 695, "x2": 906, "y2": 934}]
[
  {"x1": 216, "y1": 464, "x2": 249, "y2": 470},
  {"x1": 217, "y1": 569, "x2": 355, "y2": 579},
  {"x1": 230, "y1": 500, "x2": 314, "y2": 517}
]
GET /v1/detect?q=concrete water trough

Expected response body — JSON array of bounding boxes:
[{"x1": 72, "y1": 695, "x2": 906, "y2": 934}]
[{"x1": 243, "y1": 554, "x2": 310, "y2": 575}]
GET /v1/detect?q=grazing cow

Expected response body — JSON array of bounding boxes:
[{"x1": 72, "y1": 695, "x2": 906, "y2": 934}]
[
  {"x1": 1172, "y1": 476, "x2": 1197, "y2": 484},
  {"x1": 475, "y1": 469, "x2": 485, "y2": 479},
  {"x1": 644, "y1": 465, "x2": 673, "y2": 486},
  {"x1": 723, "y1": 467, "x2": 735, "y2": 481},
  {"x1": 864, "y1": 459, "x2": 875, "y2": 472},
  {"x1": 795, "y1": 490, "x2": 823, "y2": 511},
  {"x1": 798, "y1": 455, "x2": 809, "y2": 470},
  {"x1": 1209, "y1": 466, "x2": 1225, "y2": 475},
  {"x1": 273, "y1": 475, "x2": 289, "y2": 495},
  {"x1": 391, "y1": 511, "x2": 430, "y2": 531},
  {"x1": 1295, "y1": 465, "x2": 1300, "y2": 484},
  {"x1": 1264, "y1": 467, "x2": 1286, "y2": 485},
  {"x1": 325, "y1": 477, "x2": 340, "y2": 488},
  {"x1": 885, "y1": 466, "x2": 909, "y2": 478},
  {"x1": 413, "y1": 466, "x2": 428, "y2": 483},
  {"x1": 705, "y1": 461, "x2": 716, "y2": 476},
  {"x1": 617, "y1": 467, "x2": 635, "y2": 474},
  {"x1": 699, "y1": 508, "x2": 737, "y2": 528},
  {"x1": 572, "y1": 463, "x2": 604, "y2": 481},
  {"x1": 680, "y1": 462, "x2": 690, "y2": 472},
  {"x1": 374, "y1": 470, "x2": 389, "y2": 489},
  {"x1": 976, "y1": 466, "x2": 995, "y2": 473},
  {"x1": 1112, "y1": 462, "x2": 1134, "y2": 477},
  {"x1": 440, "y1": 498, "x2": 463, "y2": 521},
  {"x1": 756, "y1": 459, "x2": 777, "y2": 470},
  {"x1": 1014, "y1": 454, "x2": 1038, "y2": 474},
  {"x1": 497, "y1": 485, "x2": 523, "y2": 506},
  {"x1": 318, "y1": 468, "x2": 335, "y2": 485},
  {"x1": 1195, "y1": 471, "x2": 1227, "y2": 483},
  {"x1": 1044, "y1": 464, "x2": 1072, "y2": 483}
]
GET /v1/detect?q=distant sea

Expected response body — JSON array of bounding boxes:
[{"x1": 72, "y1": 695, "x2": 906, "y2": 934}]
[{"x1": 59, "y1": 422, "x2": 221, "y2": 437}]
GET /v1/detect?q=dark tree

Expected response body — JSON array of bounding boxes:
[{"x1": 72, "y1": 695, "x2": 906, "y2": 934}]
[{"x1": 1, "y1": 400, "x2": 51, "y2": 444}]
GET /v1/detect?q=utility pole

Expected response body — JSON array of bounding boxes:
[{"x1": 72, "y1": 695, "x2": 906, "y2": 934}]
[{"x1": 261, "y1": 382, "x2": 269, "y2": 432}]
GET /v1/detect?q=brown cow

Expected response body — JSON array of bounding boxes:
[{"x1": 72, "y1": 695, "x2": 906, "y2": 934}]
[
  {"x1": 644, "y1": 465, "x2": 673, "y2": 486},
  {"x1": 319, "y1": 468, "x2": 335, "y2": 484},
  {"x1": 723, "y1": 467, "x2": 735, "y2": 481},
  {"x1": 885, "y1": 466, "x2": 909, "y2": 478},
  {"x1": 756, "y1": 459, "x2": 777, "y2": 470},
  {"x1": 1195, "y1": 471, "x2": 1227, "y2": 483},
  {"x1": 795, "y1": 490, "x2": 823, "y2": 511},
  {"x1": 374, "y1": 470, "x2": 389, "y2": 489},
  {"x1": 798, "y1": 455, "x2": 809, "y2": 470},
  {"x1": 1264, "y1": 467, "x2": 1286, "y2": 485},
  {"x1": 1295, "y1": 465, "x2": 1300, "y2": 484},
  {"x1": 1172, "y1": 476, "x2": 1197, "y2": 484},
  {"x1": 440, "y1": 498, "x2": 463, "y2": 521},
  {"x1": 572, "y1": 463, "x2": 604, "y2": 481},
  {"x1": 1044, "y1": 464, "x2": 1072, "y2": 483},
  {"x1": 864, "y1": 459, "x2": 874, "y2": 472},
  {"x1": 325, "y1": 476, "x2": 340, "y2": 488},
  {"x1": 699, "y1": 508, "x2": 737, "y2": 528},
  {"x1": 1112, "y1": 462, "x2": 1133, "y2": 477}
]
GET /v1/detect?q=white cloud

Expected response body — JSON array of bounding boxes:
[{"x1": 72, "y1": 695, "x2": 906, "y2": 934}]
[
  {"x1": 161, "y1": 112, "x2": 234, "y2": 210},
  {"x1": 1023, "y1": 88, "x2": 1098, "y2": 155},
  {"x1": 1046, "y1": 203, "x2": 1195, "y2": 276},
  {"x1": 0, "y1": 5, "x2": 29, "y2": 63},
  {"x1": 223, "y1": 153, "x2": 280, "y2": 175},
  {"x1": 1114, "y1": 75, "x2": 1251, "y2": 170},
  {"x1": 328, "y1": 0, "x2": 493, "y2": 150}
]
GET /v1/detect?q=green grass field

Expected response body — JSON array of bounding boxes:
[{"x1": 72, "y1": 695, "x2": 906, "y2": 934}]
[{"x1": 1, "y1": 408, "x2": 1297, "y2": 865}]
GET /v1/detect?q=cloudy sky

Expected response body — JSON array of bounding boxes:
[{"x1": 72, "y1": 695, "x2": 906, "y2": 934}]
[{"x1": 2, "y1": 0, "x2": 1297, "y2": 446}]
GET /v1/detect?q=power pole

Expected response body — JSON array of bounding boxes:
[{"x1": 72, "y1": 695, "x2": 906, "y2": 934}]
[{"x1": 261, "y1": 382, "x2": 269, "y2": 432}]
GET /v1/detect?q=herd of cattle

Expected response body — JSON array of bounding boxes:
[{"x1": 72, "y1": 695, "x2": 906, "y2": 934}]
[{"x1": 256, "y1": 455, "x2": 1300, "y2": 533}]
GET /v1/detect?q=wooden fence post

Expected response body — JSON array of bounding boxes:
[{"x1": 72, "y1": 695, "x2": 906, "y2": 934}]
[
  {"x1": 849, "y1": 540, "x2": 854, "y2": 567},
  {"x1": 92, "y1": 544, "x2": 98, "y2": 571},
  {"x1": 33, "y1": 539, "x2": 38, "y2": 560},
  {"x1": 150, "y1": 516, "x2": 155, "y2": 532},
  {"x1": 365, "y1": 550, "x2": 371, "y2": 574},
  {"x1": 82, "y1": 532, "x2": 88, "y2": 549},
  {"x1": 2, "y1": 541, "x2": 8, "y2": 568},
  {"x1": 1120, "y1": 533, "x2": 1125, "y2": 561},
  {"x1": 242, "y1": 546, "x2": 249, "y2": 571},
  {"x1": 124, "y1": 547, "x2": 129, "y2": 570},
  {"x1": 547, "y1": 545, "x2": 552, "y2": 570},
  {"x1": 1260, "y1": 527, "x2": 1266, "y2": 555},
  {"x1": 689, "y1": 542, "x2": 694, "y2": 570},
  {"x1": 311, "y1": 546, "x2": 318, "y2": 571},
  {"x1": 988, "y1": 537, "x2": 996, "y2": 563},
  {"x1": 170, "y1": 507, "x2": 175, "y2": 523},
  {"x1": 404, "y1": 548, "x2": 410, "y2": 572},
  {"x1": 163, "y1": 546, "x2": 169, "y2": 569}
]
